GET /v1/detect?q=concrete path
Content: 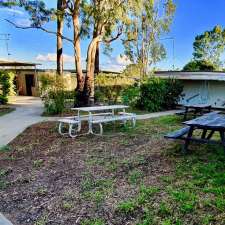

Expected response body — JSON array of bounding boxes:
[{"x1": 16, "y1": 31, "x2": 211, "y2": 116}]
[
  {"x1": 136, "y1": 109, "x2": 181, "y2": 120},
  {"x1": 0, "y1": 96, "x2": 48, "y2": 147}
]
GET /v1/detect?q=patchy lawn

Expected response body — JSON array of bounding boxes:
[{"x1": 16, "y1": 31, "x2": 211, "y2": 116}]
[
  {"x1": 0, "y1": 106, "x2": 15, "y2": 116},
  {"x1": 0, "y1": 116, "x2": 225, "y2": 225}
]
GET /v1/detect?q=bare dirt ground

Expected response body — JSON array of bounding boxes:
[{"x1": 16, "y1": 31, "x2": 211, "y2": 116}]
[{"x1": 1, "y1": 116, "x2": 225, "y2": 225}]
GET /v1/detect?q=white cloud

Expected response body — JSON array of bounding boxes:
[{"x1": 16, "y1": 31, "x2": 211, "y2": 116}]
[
  {"x1": 116, "y1": 55, "x2": 131, "y2": 66},
  {"x1": 101, "y1": 54, "x2": 131, "y2": 72},
  {"x1": 0, "y1": 8, "x2": 24, "y2": 15},
  {"x1": 36, "y1": 53, "x2": 75, "y2": 63}
]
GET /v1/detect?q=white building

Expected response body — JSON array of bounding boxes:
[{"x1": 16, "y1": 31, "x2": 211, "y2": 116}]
[{"x1": 156, "y1": 71, "x2": 225, "y2": 109}]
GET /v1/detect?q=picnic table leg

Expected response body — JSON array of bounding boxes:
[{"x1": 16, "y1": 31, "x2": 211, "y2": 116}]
[
  {"x1": 184, "y1": 106, "x2": 189, "y2": 120},
  {"x1": 208, "y1": 106, "x2": 211, "y2": 113},
  {"x1": 201, "y1": 129, "x2": 207, "y2": 139},
  {"x1": 182, "y1": 127, "x2": 194, "y2": 154},
  {"x1": 219, "y1": 131, "x2": 225, "y2": 153},
  {"x1": 206, "y1": 130, "x2": 215, "y2": 140},
  {"x1": 88, "y1": 112, "x2": 93, "y2": 134},
  {"x1": 194, "y1": 108, "x2": 198, "y2": 118}
]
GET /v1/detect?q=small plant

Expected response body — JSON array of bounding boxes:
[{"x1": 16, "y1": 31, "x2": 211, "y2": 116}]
[
  {"x1": 62, "y1": 201, "x2": 73, "y2": 211},
  {"x1": 34, "y1": 215, "x2": 48, "y2": 225},
  {"x1": 0, "y1": 145, "x2": 11, "y2": 152},
  {"x1": 33, "y1": 159, "x2": 44, "y2": 168},
  {"x1": 117, "y1": 200, "x2": 137, "y2": 214},
  {"x1": 0, "y1": 70, "x2": 15, "y2": 104},
  {"x1": 128, "y1": 169, "x2": 144, "y2": 184},
  {"x1": 81, "y1": 218, "x2": 105, "y2": 225}
]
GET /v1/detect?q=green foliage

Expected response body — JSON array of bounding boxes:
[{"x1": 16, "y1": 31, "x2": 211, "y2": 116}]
[
  {"x1": 137, "y1": 77, "x2": 183, "y2": 112},
  {"x1": 128, "y1": 169, "x2": 144, "y2": 184},
  {"x1": 123, "y1": 0, "x2": 176, "y2": 74},
  {"x1": 81, "y1": 218, "x2": 105, "y2": 225},
  {"x1": 95, "y1": 73, "x2": 132, "y2": 104},
  {"x1": 0, "y1": 70, "x2": 15, "y2": 104},
  {"x1": 39, "y1": 74, "x2": 74, "y2": 115},
  {"x1": 121, "y1": 84, "x2": 140, "y2": 107},
  {"x1": 117, "y1": 200, "x2": 137, "y2": 214},
  {"x1": 0, "y1": 145, "x2": 11, "y2": 153},
  {"x1": 183, "y1": 60, "x2": 217, "y2": 71},
  {"x1": 163, "y1": 78, "x2": 184, "y2": 109},
  {"x1": 193, "y1": 25, "x2": 225, "y2": 67}
]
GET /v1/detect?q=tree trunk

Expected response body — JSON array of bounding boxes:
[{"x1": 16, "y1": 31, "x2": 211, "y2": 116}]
[
  {"x1": 93, "y1": 27, "x2": 100, "y2": 74},
  {"x1": 57, "y1": 0, "x2": 64, "y2": 75},
  {"x1": 95, "y1": 43, "x2": 100, "y2": 74},
  {"x1": 84, "y1": 37, "x2": 100, "y2": 106},
  {"x1": 72, "y1": 7, "x2": 85, "y2": 106}
]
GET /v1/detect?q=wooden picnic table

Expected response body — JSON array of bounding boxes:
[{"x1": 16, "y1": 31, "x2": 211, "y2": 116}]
[
  {"x1": 183, "y1": 103, "x2": 212, "y2": 120},
  {"x1": 182, "y1": 112, "x2": 225, "y2": 153}
]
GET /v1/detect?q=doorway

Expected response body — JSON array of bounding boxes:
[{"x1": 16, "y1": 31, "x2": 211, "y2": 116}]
[{"x1": 25, "y1": 74, "x2": 34, "y2": 96}]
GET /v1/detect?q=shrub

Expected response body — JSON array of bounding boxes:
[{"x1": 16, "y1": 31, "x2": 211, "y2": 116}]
[
  {"x1": 39, "y1": 74, "x2": 73, "y2": 115},
  {"x1": 163, "y1": 78, "x2": 184, "y2": 109},
  {"x1": 0, "y1": 70, "x2": 15, "y2": 104},
  {"x1": 137, "y1": 77, "x2": 183, "y2": 112},
  {"x1": 121, "y1": 83, "x2": 140, "y2": 107},
  {"x1": 137, "y1": 77, "x2": 166, "y2": 112},
  {"x1": 95, "y1": 73, "x2": 133, "y2": 104}
]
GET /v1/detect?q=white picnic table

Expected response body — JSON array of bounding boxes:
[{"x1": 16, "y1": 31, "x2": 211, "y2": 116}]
[{"x1": 71, "y1": 105, "x2": 132, "y2": 134}]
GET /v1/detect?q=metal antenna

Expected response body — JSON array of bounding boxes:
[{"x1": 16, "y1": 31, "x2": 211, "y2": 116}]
[{"x1": 0, "y1": 33, "x2": 11, "y2": 59}]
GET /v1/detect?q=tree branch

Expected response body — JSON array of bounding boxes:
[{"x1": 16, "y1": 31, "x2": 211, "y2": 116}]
[
  {"x1": 5, "y1": 19, "x2": 74, "y2": 44},
  {"x1": 104, "y1": 26, "x2": 123, "y2": 44}
]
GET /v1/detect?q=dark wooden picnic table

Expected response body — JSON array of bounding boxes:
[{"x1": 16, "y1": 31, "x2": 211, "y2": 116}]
[
  {"x1": 182, "y1": 112, "x2": 225, "y2": 153},
  {"x1": 183, "y1": 103, "x2": 212, "y2": 120}
]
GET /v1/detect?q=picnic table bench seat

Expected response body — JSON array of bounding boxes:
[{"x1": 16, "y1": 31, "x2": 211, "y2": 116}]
[
  {"x1": 91, "y1": 113, "x2": 136, "y2": 135},
  {"x1": 164, "y1": 126, "x2": 190, "y2": 139}
]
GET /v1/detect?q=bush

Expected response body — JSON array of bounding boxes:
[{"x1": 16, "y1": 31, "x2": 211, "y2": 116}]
[
  {"x1": 95, "y1": 73, "x2": 132, "y2": 104},
  {"x1": 163, "y1": 78, "x2": 184, "y2": 109},
  {"x1": 121, "y1": 84, "x2": 140, "y2": 107},
  {"x1": 137, "y1": 77, "x2": 166, "y2": 112},
  {"x1": 0, "y1": 70, "x2": 15, "y2": 104},
  {"x1": 39, "y1": 74, "x2": 74, "y2": 115},
  {"x1": 137, "y1": 77, "x2": 183, "y2": 112},
  {"x1": 122, "y1": 77, "x2": 183, "y2": 112}
]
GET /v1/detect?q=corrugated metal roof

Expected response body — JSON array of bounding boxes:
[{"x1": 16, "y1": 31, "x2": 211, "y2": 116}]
[
  {"x1": 155, "y1": 71, "x2": 225, "y2": 81},
  {"x1": 0, "y1": 60, "x2": 40, "y2": 67}
]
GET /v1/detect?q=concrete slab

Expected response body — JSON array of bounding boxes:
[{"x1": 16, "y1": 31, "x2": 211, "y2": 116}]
[{"x1": 0, "y1": 96, "x2": 47, "y2": 146}]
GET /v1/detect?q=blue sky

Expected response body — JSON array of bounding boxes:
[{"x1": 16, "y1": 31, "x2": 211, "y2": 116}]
[{"x1": 1, "y1": 0, "x2": 225, "y2": 71}]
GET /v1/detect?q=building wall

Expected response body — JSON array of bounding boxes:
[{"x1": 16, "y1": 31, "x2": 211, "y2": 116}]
[
  {"x1": 180, "y1": 80, "x2": 225, "y2": 108},
  {"x1": 16, "y1": 70, "x2": 77, "y2": 96}
]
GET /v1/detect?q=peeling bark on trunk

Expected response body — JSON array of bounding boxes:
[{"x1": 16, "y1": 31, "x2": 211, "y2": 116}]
[
  {"x1": 95, "y1": 43, "x2": 100, "y2": 74},
  {"x1": 72, "y1": 7, "x2": 85, "y2": 106},
  {"x1": 57, "y1": 0, "x2": 64, "y2": 75},
  {"x1": 93, "y1": 27, "x2": 100, "y2": 74},
  {"x1": 84, "y1": 37, "x2": 100, "y2": 106}
]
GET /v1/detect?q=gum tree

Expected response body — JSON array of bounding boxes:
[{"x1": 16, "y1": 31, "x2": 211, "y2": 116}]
[
  {"x1": 123, "y1": 0, "x2": 176, "y2": 76},
  {"x1": 193, "y1": 25, "x2": 225, "y2": 68}
]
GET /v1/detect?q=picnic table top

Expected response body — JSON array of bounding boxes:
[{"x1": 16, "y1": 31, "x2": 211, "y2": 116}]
[
  {"x1": 183, "y1": 111, "x2": 225, "y2": 129},
  {"x1": 184, "y1": 103, "x2": 211, "y2": 109},
  {"x1": 71, "y1": 105, "x2": 129, "y2": 112}
]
